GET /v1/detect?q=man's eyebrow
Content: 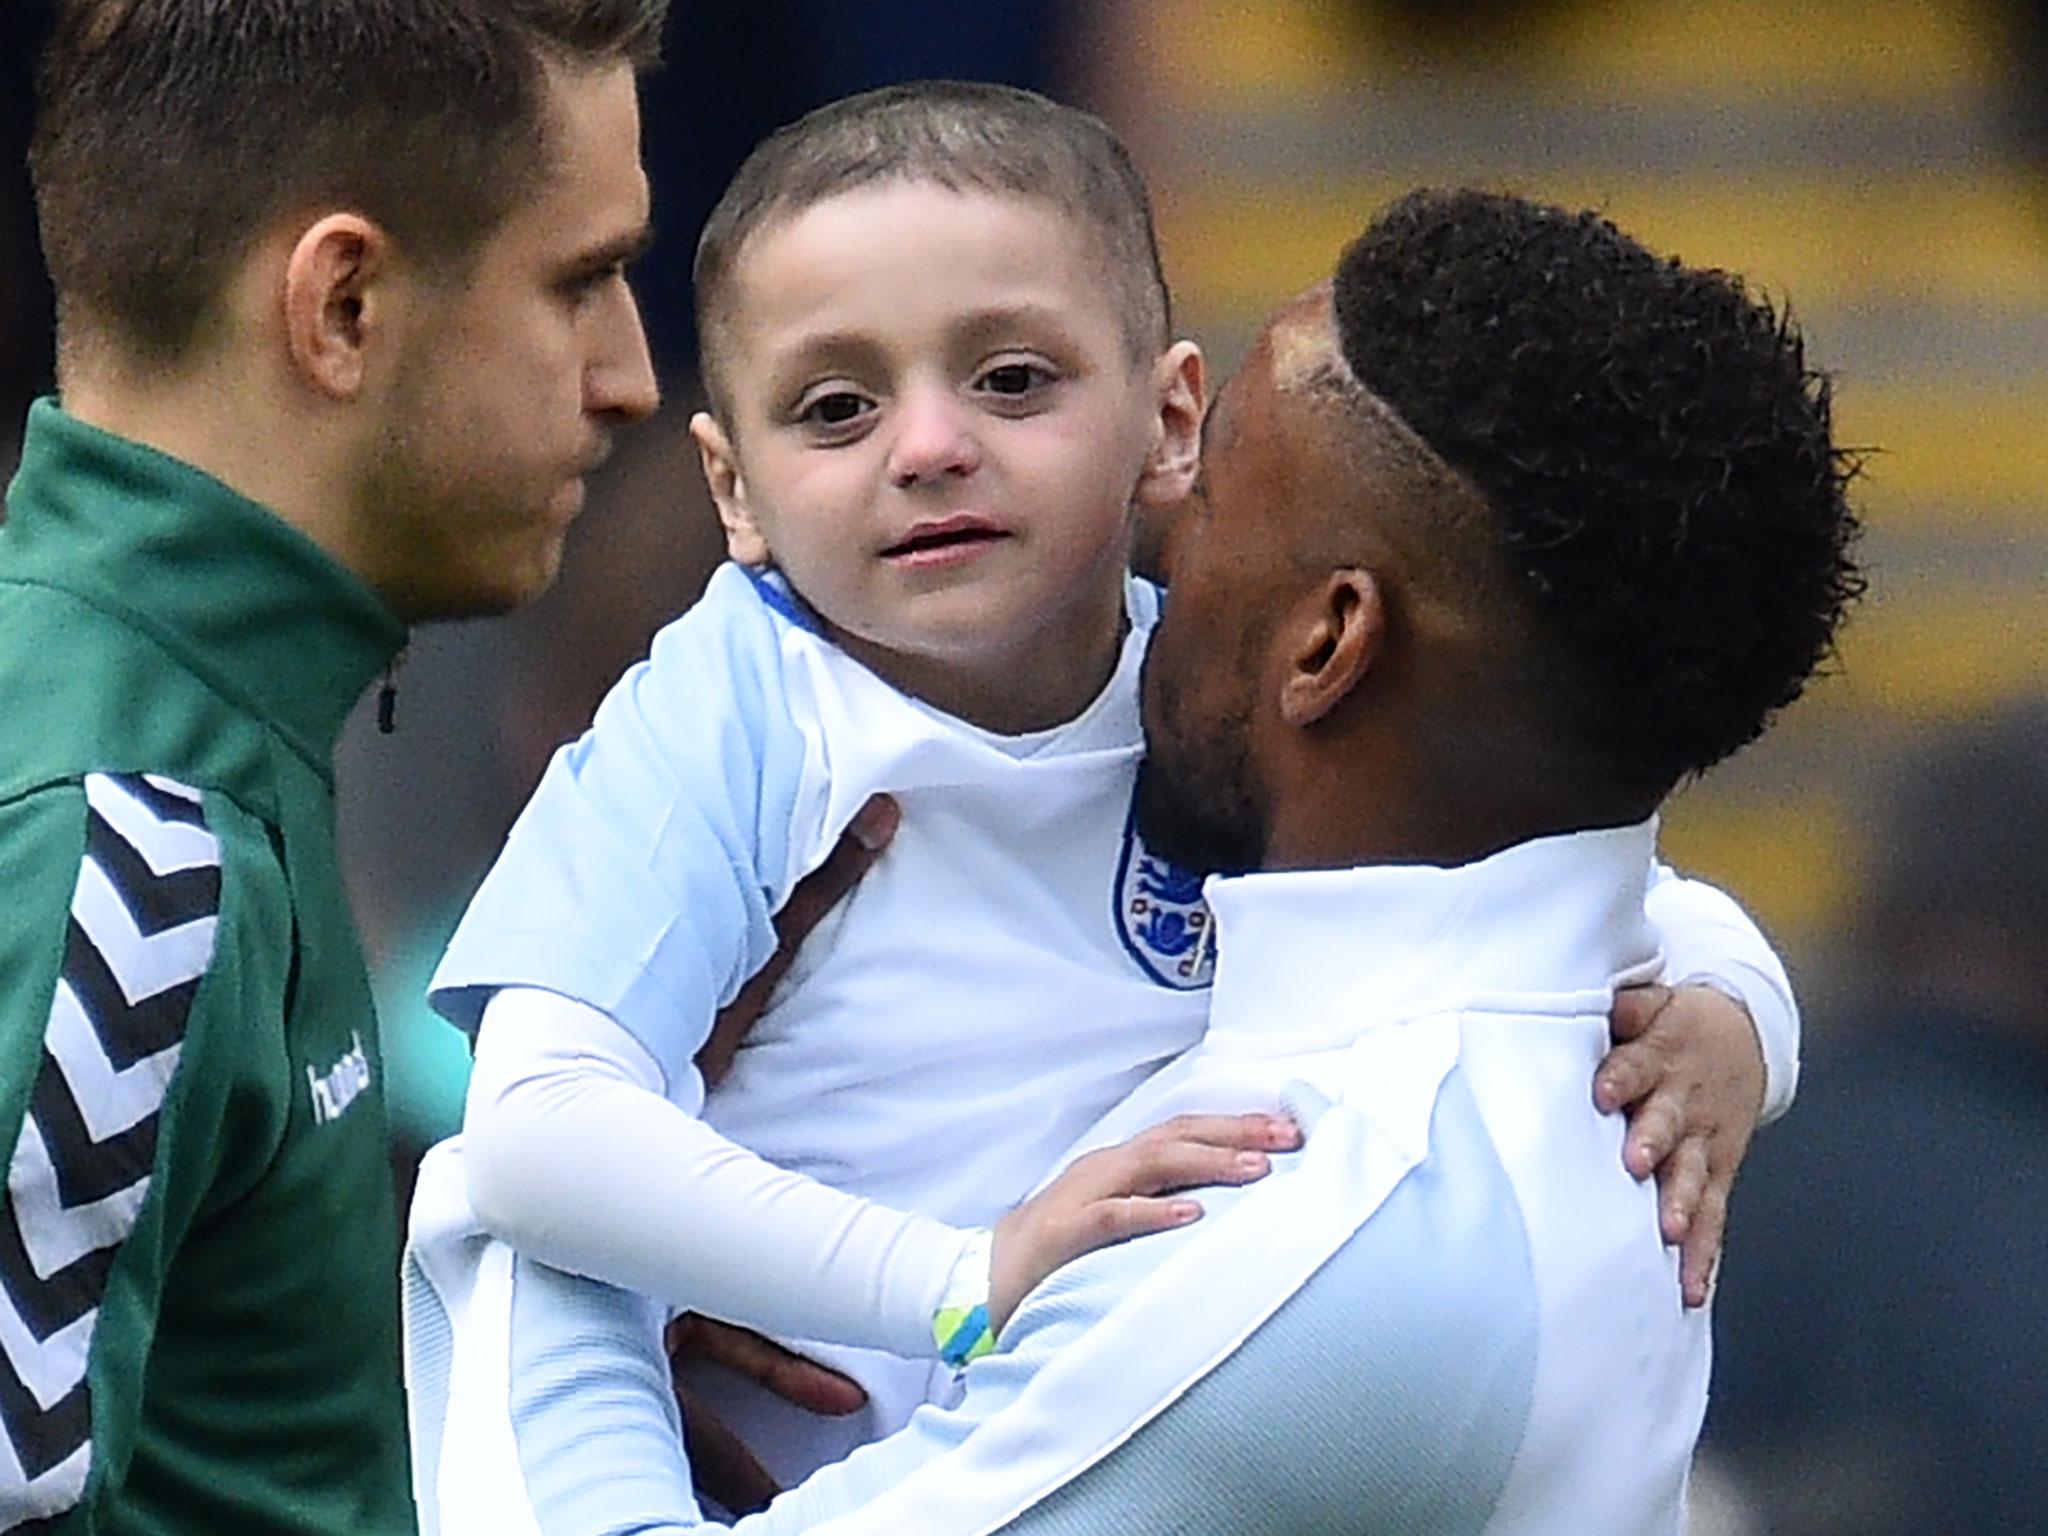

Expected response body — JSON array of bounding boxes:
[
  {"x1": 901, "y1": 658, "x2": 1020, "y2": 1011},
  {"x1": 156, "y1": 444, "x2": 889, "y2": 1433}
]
[{"x1": 571, "y1": 223, "x2": 656, "y2": 275}]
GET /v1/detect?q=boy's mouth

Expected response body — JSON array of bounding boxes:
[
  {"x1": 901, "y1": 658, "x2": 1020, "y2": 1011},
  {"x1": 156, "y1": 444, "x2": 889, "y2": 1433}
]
[{"x1": 880, "y1": 516, "x2": 1012, "y2": 565}]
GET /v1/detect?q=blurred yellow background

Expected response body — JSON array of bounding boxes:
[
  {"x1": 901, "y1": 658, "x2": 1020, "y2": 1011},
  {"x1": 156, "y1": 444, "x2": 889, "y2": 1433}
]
[{"x1": 1108, "y1": 0, "x2": 2048, "y2": 991}]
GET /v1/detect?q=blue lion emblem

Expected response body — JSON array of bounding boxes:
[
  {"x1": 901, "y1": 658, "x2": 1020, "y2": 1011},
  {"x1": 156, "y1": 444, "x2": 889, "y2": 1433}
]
[
  {"x1": 1115, "y1": 816, "x2": 1215, "y2": 990},
  {"x1": 1135, "y1": 857, "x2": 1206, "y2": 908}
]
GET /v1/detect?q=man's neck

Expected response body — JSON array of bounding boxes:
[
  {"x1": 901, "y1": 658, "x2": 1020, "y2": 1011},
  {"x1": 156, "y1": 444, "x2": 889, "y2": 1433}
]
[
  {"x1": 60, "y1": 370, "x2": 366, "y2": 589},
  {"x1": 1260, "y1": 736, "x2": 1654, "y2": 874}
]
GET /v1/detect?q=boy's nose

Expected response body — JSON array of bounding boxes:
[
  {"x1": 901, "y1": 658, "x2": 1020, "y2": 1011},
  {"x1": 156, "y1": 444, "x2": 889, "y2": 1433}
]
[{"x1": 887, "y1": 392, "x2": 981, "y2": 487}]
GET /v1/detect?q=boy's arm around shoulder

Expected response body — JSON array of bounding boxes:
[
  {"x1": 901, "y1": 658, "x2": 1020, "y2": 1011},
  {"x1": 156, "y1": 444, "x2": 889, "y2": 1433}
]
[{"x1": 1642, "y1": 863, "x2": 1799, "y2": 1120}]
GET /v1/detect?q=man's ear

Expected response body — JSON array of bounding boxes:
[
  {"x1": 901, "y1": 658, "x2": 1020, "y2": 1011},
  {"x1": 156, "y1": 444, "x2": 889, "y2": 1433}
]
[
  {"x1": 1133, "y1": 341, "x2": 1205, "y2": 509},
  {"x1": 690, "y1": 412, "x2": 771, "y2": 566},
  {"x1": 282, "y1": 214, "x2": 389, "y2": 401},
  {"x1": 1279, "y1": 568, "x2": 1385, "y2": 728}
]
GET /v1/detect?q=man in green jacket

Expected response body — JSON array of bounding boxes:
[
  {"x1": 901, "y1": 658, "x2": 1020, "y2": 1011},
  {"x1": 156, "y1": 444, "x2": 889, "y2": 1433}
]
[{"x1": 0, "y1": 2, "x2": 664, "y2": 1530}]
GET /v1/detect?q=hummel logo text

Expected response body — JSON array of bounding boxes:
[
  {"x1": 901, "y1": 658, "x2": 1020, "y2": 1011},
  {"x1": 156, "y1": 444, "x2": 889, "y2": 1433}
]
[{"x1": 307, "y1": 1032, "x2": 372, "y2": 1125}]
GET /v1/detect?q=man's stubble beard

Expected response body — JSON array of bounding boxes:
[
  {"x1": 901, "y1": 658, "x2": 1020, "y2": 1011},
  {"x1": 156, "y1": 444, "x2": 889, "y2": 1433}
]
[{"x1": 1134, "y1": 632, "x2": 1269, "y2": 878}]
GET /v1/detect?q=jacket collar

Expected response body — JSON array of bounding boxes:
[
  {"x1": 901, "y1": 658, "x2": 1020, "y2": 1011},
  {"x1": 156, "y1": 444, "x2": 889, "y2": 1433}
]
[
  {"x1": 1200, "y1": 818, "x2": 1665, "y2": 1055},
  {"x1": 2, "y1": 398, "x2": 406, "y2": 779}
]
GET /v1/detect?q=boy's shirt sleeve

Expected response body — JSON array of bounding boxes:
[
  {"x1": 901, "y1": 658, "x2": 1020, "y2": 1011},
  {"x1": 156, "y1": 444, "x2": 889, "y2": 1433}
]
[
  {"x1": 1644, "y1": 863, "x2": 1800, "y2": 1123},
  {"x1": 0, "y1": 773, "x2": 241, "y2": 1530},
  {"x1": 431, "y1": 568, "x2": 816, "y2": 1093}
]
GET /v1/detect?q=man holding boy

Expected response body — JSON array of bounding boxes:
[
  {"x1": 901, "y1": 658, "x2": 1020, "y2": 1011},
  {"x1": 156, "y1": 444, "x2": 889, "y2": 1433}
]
[
  {"x1": 409, "y1": 81, "x2": 1802, "y2": 1530},
  {"x1": 0, "y1": 2, "x2": 663, "y2": 1529},
  {"x1": 415, "y1": 170, "x2": 1856, "y2": 1532},
  {"x1": 727, "y1": 188, "x2": 1858, "y2": 1535}
]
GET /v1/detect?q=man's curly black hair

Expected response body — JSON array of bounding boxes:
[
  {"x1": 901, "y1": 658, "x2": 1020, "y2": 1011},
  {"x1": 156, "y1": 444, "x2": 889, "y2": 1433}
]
[{"x1": 1333, "y1": 188, "x2": 1864, "y2": 791}]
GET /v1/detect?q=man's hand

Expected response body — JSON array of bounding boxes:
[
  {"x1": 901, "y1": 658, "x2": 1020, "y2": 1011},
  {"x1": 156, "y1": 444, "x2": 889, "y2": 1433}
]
[
  {"x1": 989, "y1": 1112, "x2": 1301, "y2": 1331},
  {"x1": 674, "y1": 794, "x2": 894, "y2": 1508},
  {"x1": 666, "y1": 1313, "x2": 868, "y2": 1515},
  {"x1": 696, "y1": 794, "x2": 900, "y2": 1088},
  {"x1": 1595, "y1": 983, "x2": 1767, "y2": 1308}
]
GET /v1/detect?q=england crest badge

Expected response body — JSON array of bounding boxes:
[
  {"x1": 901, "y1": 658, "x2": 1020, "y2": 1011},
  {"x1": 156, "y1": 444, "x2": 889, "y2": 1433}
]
[{"x1": 1113, "y1": 807, "x2": 1215, "y2": 990}]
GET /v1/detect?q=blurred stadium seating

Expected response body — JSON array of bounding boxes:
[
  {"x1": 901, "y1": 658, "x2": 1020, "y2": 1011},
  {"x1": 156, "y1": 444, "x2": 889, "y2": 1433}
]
[{"x1": 1114, "y1": 0, "x2": 2048, "y2": 1006}]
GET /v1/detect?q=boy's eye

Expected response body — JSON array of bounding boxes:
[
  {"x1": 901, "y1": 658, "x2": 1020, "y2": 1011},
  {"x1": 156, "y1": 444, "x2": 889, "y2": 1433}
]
[
  {"x1": 798, "y1": 391, "x2": 872, "y2": 428},
  {"x1": 977, "y1": 362, "x2": 1053, "y2": 396}
]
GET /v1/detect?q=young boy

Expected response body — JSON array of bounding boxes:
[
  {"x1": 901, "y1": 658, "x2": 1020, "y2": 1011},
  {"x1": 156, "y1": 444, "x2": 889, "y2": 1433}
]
[{"x1": 404, "y1": 82, "x2": 1799, "y2": 1517}]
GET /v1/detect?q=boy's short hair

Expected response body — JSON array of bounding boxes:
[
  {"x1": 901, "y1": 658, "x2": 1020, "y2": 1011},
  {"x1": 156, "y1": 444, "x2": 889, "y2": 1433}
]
[
  {"x1": 31, "y1": 0, "x2": 669, "y2": 369},
  {"x1": 1333, "y1": 188, "x2": 1864, "y2": 794},
  {"x1": 693, "y1": 80, "x2": 1172, "y2": 413}
]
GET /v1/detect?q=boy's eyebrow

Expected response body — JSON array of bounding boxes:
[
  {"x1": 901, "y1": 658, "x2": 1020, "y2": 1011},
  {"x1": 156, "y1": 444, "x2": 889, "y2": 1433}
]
[
  {"x1": 951, "y1": 302, "x2": 1085, "y2": 350},
  {"x1": 769, "y1": 330, "x2": 892, "y2": 380}
]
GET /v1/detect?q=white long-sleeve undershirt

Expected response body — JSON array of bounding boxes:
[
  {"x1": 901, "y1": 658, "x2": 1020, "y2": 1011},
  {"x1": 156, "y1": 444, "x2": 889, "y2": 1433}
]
[
  {"x1": 459, "y1": 870, "x2": 1799, "y2": 1365},
  {"x1": 461, "y1": 987, "x2": 972, "y2": 1360}
]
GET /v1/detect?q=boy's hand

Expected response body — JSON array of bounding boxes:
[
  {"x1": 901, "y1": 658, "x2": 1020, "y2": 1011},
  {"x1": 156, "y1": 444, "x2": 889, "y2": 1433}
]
[
  {"x1": 989, "y1": 1112, "x2": 1301, "y2": 1332},
  {"x1": 697, "y1": 794, "x2": 900, "y2": 1088},
  {"x1": 1595, "y1": 983, "x2": 1767, "y2": 1308},
  {"x1": 666, "y1": 1313, "x2": 868, "y2": 1514}
]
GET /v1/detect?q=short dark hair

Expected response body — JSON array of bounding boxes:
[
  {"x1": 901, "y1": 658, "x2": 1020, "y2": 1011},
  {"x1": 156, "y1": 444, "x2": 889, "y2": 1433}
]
[
  {"x1": 31, "y1": 0, "x2": 668, "y2": 366},
  {"x1": 693, "y1": 79, "x2": 1171, "y2": 412},
  {"x1": 1333, "y1": 188, "x2": 1864, "y2": 792}
]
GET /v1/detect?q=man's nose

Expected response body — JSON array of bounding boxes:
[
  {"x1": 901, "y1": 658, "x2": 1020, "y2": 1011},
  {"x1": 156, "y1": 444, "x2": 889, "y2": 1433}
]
[
  {"x1": 885, "y1": 388, "x2": 980, "y2": 488},
  {"x1": 587, "y1": 285, "x2": 660, "y2": 425}
]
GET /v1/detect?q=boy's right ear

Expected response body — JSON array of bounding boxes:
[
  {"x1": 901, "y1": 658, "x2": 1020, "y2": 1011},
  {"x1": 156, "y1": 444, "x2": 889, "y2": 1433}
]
[
  {"x1": 1134, "y1": 341, "x2": 1206, "y2": 509},
  {"x1": 690, "y1": 412, "x2": 772, "y2": 567}
]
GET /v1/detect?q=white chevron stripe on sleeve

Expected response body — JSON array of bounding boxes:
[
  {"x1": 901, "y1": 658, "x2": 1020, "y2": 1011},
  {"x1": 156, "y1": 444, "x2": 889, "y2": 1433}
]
[
  {"x1": 82, "y1": 776, "x2": 218, "y2": 877},
  {"x1": 0, "y1": 1433, "x2": 90, "y2": 1528},
  {"x1": 0, "y1": 1252, "x2": 94, "y2": 1413},
  {"x1": 138, "y1": 775, "x2": 201, "y2": 806},
  {"x1": 42, "y1": 982, "x2": 183, "y2": 1146},
  {"x1": 70, "y1": 857, "x2": 217, "y2": 1006},
  {"x1": 7, "y1": 1116, "x2": 153, "y2": 1283}
]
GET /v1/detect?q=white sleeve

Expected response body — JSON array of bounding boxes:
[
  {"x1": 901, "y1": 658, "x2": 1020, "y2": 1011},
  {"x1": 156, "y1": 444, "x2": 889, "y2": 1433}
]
[
  {"x1": 461, "y1": 987, "x2": 974, "y2": 1358},
  {"x1": 1645, "y1": 865, "x2": 1800, "y2": 1123},
  {"x1": 428, "y1": 565, "x2": 818, "y2": 1089}
]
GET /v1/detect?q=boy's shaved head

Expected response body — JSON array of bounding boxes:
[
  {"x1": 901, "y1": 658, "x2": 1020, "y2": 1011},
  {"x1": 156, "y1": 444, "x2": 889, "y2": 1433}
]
[{"x1": 693, "y1": 80, "x2": 1171, "y2": 413}]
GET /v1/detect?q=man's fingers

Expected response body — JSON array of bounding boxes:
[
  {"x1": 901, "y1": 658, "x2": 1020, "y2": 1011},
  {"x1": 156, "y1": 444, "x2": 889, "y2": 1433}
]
[
  {"x1": 698, "y1": 794, "x2": 899, "y2": 1086},
  {"x1": 1607, "y1": 983, "x2": 1675, "y2": 1044},
  {"x1": 1656, "y1": 1137, "x2": 1710, "y2": 1244},
  {"x1": 1679, "y1": 1182, "x2": 1730, "y2": 1309},
  {"x1": 777, "y1": 795, "x2": 899, "y2": 940},
  {"x1": 671, "y1": 1316, "x2": 867, "y2": 1416},
  {"x1": 678, "y1": 1386, "x2": 780, "y2": 1517}
]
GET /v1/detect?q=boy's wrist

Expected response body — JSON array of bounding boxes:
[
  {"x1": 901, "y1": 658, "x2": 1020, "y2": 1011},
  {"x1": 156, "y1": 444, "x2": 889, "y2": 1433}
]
[{"x1": 932, "y1": 1228, "x2": 998, "y2": 1369}]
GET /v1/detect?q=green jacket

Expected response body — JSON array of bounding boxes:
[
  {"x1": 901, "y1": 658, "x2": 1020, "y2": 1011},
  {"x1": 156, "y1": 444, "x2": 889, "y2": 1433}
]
[{"x1": 0, "y1": 401, "x2": 413, "y2": 1533}]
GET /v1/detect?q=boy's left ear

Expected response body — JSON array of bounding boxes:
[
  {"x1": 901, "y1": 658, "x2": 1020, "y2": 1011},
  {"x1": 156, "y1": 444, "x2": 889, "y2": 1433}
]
[
  {"x1": 1133, "y1": 341, "x2": 1205, "y2": 509},
  {"x1": 691, "y1": 412, "x2": 772, "y2": 567}
]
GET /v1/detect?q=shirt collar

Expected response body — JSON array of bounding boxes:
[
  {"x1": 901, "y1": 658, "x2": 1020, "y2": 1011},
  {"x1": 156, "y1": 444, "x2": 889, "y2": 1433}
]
[
  {"x1": 1200, "y1": 817, "x2": 1664, "y2": 1054},
  {"x1": 2, "y1": 398, "x2": 407, "y2": 778}
]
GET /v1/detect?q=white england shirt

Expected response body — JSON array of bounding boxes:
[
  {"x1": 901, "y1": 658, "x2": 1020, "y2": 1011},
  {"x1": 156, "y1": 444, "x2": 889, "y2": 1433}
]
[
  {"x1": 412, "y1": 820, "x2": 1717, "y2": 1535},
  {"x1": 424, "y1": 563, "x2": 1217, "y2": 1477}
]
